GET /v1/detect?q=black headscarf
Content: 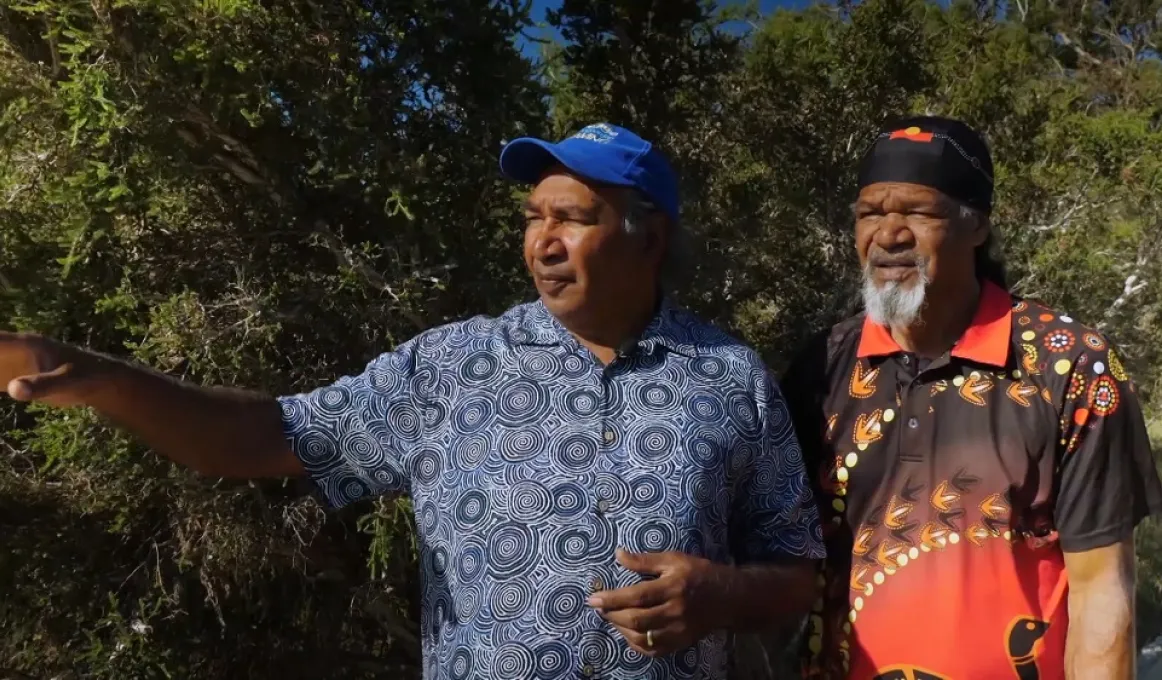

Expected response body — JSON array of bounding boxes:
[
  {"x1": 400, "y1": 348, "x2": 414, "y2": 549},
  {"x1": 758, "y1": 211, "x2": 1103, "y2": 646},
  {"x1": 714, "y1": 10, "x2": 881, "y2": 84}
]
[{"x1": 857, "y1": 115, "x2": 994, "y2": 213}]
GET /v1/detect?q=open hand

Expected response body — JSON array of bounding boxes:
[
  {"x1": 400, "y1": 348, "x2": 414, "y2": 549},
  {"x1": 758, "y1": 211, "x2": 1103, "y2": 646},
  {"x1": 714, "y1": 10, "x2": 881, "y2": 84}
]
[
  {"x1": 588, "y1": 548, "x2": 727, "y2": 657},
  {"x1": 0, "y1": 331, "x2": 92, "y2": 407}
]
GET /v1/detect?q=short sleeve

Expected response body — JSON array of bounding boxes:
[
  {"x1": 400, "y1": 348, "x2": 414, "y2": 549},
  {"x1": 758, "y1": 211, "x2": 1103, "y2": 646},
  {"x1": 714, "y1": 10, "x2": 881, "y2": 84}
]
[
  {"x1": 1054, "y1": 342, "x2": 1162, "y2": 553},
  {"x1": 277, "y1": 338, "x2": 427, "y2": 509},
  {"x1": 731, "y1": 368, "x2": 826, "y2": 563}
]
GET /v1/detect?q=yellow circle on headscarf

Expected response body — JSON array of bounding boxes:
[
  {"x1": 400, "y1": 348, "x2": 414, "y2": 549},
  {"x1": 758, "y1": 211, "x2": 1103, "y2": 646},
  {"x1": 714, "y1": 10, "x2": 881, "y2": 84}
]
[{"x1": 906, "y1": 126, "x2": 921, "y2": 135}]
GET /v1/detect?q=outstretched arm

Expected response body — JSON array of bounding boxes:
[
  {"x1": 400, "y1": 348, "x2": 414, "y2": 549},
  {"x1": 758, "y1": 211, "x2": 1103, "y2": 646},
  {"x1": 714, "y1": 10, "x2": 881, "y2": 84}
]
[{"x1": 1, "y1": 332, "x2": 298, "y2": 478}]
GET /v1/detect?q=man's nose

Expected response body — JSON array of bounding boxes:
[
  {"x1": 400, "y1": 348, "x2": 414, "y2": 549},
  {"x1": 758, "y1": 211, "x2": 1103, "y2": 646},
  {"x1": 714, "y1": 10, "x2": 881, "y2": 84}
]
[
  {"x1": 532, "y1": 223, "x2": 567, "y2": 262},
  {"x1": 872, "y1": 215, "x2": 915, "y2": 250}
]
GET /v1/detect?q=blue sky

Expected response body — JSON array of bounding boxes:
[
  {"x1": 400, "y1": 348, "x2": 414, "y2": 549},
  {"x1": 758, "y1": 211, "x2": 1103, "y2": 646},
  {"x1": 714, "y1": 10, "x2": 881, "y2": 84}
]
[{"x1": 521, "y1": 0, "x2": 820, "y2": 59}]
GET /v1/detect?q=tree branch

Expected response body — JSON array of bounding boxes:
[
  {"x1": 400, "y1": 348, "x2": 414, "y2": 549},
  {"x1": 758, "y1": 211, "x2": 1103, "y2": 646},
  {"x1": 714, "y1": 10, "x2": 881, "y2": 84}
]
[{"x1": 172, "y1": 108, "x2": 430, "y2": 332}]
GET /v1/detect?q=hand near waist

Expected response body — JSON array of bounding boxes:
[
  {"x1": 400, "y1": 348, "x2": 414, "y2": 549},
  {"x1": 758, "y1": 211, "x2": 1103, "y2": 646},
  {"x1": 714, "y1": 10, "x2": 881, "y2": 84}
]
[{"x1": 588, "y1": 548, "x2": 729, "y2": 657}]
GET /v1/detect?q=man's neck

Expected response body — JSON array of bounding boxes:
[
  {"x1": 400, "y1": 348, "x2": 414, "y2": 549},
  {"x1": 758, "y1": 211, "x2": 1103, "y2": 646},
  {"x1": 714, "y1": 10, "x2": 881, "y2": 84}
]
[
  {"x1": 561, "y1": 295, "x2": 660, "y2": 365},
  {"x1": 890, "y1": 279, "x2": 982, "y2": 359}
]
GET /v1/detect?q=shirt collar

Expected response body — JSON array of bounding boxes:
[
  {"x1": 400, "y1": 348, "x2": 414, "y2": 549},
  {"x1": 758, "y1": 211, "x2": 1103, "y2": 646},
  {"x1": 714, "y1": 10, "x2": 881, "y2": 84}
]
[
  {"x1": 513, "y1": 298, "x2": 698, "y2": 358},
  {"x1": 856, "y1": 280, "x2": 1013, "y2": 367}
]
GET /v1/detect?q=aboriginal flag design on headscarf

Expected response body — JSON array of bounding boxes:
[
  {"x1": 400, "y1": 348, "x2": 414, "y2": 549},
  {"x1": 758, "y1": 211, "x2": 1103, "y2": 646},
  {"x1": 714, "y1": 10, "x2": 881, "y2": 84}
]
[{"x1": 857, "y1": 116, "x2": 995, "y2": 213}]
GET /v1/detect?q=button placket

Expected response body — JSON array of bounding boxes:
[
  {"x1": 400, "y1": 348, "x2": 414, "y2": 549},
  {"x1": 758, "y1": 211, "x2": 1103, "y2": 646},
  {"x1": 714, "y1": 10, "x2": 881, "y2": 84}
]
[
  {"x1": 598, "y1": 367, "x2": 618, "y2": 454},
  {"x1": 895, "y1": 378, "x2": 928, "y2": 463}
]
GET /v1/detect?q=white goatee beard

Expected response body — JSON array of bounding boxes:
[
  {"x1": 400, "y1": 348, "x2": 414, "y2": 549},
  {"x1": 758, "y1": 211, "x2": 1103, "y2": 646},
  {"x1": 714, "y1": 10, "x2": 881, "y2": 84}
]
[{"x1": 862, "y1": 259, "x2": 931, "y2": 327}]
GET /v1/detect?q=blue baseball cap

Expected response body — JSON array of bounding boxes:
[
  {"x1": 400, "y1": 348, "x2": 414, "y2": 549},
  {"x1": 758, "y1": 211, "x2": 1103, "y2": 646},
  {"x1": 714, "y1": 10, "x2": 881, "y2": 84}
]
[{"x1": 499, "y1": 123, "x2": 680, "y2": 222}]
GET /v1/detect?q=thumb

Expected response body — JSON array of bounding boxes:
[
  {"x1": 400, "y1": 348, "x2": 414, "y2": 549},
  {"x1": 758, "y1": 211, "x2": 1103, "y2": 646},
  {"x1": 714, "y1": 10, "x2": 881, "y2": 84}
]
[
  {"x1": 615, "y1": 547, "x2": 673, "y2": 575},
  {"x1": 8, "y1": 364, "x2": 76, "y2": 402}
]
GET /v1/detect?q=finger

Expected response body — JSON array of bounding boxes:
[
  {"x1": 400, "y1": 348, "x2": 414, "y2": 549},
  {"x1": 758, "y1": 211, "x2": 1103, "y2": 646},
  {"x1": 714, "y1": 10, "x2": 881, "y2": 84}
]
[
  {"x1": 588, "y1": 578, "x2": 671, "y2": 611},
  {"x1": 615, "y1": 548, "x2": 676, "y2": 575},
  {"x1": 610, "y1": 623, "x2": 687, "y2": 658},
  {"x1": 610, "y1": 623, "x2": 656, "y2": 657},
  {"x1": 600, "y1": 604, "x2": 672, "y2": 633},
  {"x1": 8, "y1": 364, "x2": 73, "y2": 402}
]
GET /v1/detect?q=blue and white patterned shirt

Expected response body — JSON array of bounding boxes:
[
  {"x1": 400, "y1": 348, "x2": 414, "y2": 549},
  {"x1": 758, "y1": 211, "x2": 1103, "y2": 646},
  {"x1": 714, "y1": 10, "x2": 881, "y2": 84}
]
[{"x1": 278, "y1": 300, "x2": 824, "y2": 680}]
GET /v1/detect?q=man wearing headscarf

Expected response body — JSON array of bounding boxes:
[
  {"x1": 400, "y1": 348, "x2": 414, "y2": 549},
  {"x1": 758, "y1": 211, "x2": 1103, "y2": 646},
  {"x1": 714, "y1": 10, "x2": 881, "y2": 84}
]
[{"x1": 782, "y1": 115, "x2": 1162, "y2": 679}]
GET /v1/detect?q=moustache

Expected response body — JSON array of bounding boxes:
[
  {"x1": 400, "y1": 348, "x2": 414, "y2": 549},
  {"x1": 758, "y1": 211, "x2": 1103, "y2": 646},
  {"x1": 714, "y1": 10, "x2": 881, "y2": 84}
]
[{"x1": 867, "y1": 249, "x2": 924, "y2": 268}]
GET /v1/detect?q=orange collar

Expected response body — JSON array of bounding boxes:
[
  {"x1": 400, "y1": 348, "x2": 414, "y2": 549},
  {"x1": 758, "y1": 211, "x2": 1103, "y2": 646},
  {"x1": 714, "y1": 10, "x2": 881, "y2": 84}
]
[{"x1": 856, "y1": 281, "x2": 1012, "y2": 367}]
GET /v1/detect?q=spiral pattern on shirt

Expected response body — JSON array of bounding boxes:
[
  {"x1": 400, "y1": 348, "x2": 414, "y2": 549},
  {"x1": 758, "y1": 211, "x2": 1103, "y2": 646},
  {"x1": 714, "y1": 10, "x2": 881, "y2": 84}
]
[
  {"x1": 533, "y1": 577, "x2": 588, "y2": 629},
  {"x1": 497, "y1": 378, "x2": 551, "y2": 427},
  {"x1": 455, "y1": 537, "x2": 487, "y2": 584},
  {"x1": 452, "y1": 397, "x2": 494, "y2": 435},
  {"x1": 453, "y1": 489, "x2": 490, "y2": 530},
  {"x1": 488, "y1": 578, "x2": 534, "y2": 622},
  {"x1": 543, "y1": 524, "x2": 592, "y2": 573},
  {"x1": 534, "y1": 639, "x2": 572, "y2": 679},
  {"x1": 551, "y1": 482, "x2": 588, "y2": 518},
  {"x1": 498, "y1": 428, "x2": 547, "y2": 463},
  {"x1": 553, "y1": 433, "x2": 599, "y2": 473},
  {"x1": 275, "y1": 300, "x2": 824, "y2": 680},
  {"x1": 460, "y1": 351, "x2": 501, "y2": 384},
  {"x1": 492, "y1": 642, "x2": 536, "y2": 680},
  {"x1": 450, "y1": 646, "x2": 474, "y2": 680},
  {"x1": 508, "y1": 480, "x2": 554, "y2": 523},
  {"x1": 450, "y1": 434, "x2": 490, "y2": 471},
  {"x1": 486, "y1": 521, "x2": 539, "y2": 580},
  {"x1": 629, "y1": 474, "x2": 667, "y2": 510}
]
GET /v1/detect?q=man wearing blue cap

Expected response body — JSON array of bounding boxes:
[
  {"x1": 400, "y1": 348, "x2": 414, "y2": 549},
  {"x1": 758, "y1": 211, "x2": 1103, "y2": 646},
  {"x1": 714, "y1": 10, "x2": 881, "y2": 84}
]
[{"x1": 0, "y1": 123, "x2": 823, "y2": 679}]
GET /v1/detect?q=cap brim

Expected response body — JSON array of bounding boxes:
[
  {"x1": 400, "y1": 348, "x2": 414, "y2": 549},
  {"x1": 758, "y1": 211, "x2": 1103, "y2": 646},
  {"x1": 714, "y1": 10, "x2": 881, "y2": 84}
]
[{"x1": 499, "y1": 137, "x2": 635, "y2": 187}]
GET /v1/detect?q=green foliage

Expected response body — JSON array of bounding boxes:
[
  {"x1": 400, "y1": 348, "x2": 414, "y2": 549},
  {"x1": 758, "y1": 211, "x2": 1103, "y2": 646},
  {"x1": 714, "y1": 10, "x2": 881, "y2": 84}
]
[{"x1": 3, "y1": 0, "x2": 1162, "y2": 677}]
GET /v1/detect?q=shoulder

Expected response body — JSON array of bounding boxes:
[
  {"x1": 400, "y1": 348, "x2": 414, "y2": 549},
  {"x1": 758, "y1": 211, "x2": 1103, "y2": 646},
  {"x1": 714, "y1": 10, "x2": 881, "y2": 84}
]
[
  {"x1": 656, "y1": 306, "x2": 784, "y2": 404},
  {"x1": 1010, "y1": 297, "x2": 1132, "y2": 400},
  {"x1": 781, "y1": 314, "x2": 866, "y2": 386},
  {"x1": 385, "y1": 302, "x2": 545, "y2": 365},
  {"x1": 829, "y1": 314, "x2": 867, "y2": 347},
  {"x1": 667, "y1": 305, "x2": 770, "y2": 371}
]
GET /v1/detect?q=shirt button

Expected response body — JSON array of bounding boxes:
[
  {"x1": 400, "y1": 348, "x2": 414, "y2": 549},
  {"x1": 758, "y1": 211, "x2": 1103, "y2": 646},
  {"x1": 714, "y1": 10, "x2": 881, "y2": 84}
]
[
  {"x1": 596, "y1": 499, "x2": 610, "y2": 514},
  {"x1": 603, "y1": 430, "x2": 615, "y2": 443},
  {"x1": 907, "y1": 417, "x2": 919, "y2": 429},
  {"x1": 590, "y1": 577, "x2": 604, "y2": 592},
  {"x1": 581, "y1": 664, "x2": 595, "y2": 677}
]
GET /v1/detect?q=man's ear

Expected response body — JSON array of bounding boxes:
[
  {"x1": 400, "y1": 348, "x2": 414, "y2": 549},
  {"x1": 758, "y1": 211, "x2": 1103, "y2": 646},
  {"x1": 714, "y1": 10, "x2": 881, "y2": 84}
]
[
  {"x1": 971, "y1": 213, "x2": 992, "y2": 249},
  {"x1": 642, "y1": 212, "x2": 669, "y2": 264},
  {"x1": 960, "y1": 206, "x2": 990, "y2": 248}
]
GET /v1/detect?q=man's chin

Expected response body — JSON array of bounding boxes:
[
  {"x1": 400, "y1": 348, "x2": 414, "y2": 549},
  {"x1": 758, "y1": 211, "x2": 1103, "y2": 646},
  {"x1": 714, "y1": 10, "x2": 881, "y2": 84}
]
[{"x1": 538, "y1": 290, "x2": 579, "y2": 316}]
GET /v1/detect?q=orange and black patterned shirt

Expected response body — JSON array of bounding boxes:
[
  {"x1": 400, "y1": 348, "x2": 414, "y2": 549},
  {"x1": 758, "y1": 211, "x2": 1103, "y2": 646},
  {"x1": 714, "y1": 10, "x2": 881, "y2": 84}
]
[{"x1": 781, "y1": 281, "x2": 1162, "y2": 680}]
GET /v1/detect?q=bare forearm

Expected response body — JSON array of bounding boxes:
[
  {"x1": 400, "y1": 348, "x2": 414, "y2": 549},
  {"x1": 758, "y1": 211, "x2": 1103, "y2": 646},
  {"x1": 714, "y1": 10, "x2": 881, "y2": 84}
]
[
  {"x1": 1065, "y1": 541, "x2": 1136, "y2": 680},
  {"x1": 714, "y1": 559, "x2": 817, "y2": 632},
  {"x1": 85, "y1": 352, "x2": 299, "y2": 478},
  {"x1": 1066, "y1": 597, "x2": 1134, "y2": 679}
]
